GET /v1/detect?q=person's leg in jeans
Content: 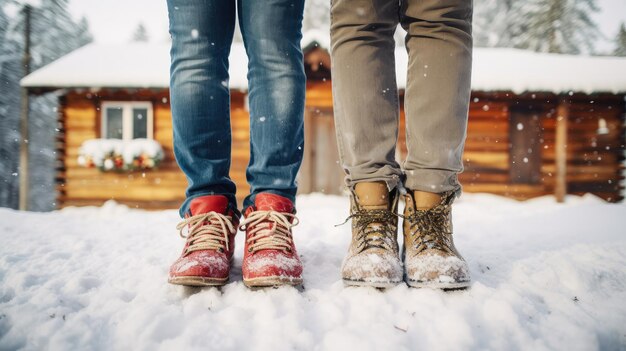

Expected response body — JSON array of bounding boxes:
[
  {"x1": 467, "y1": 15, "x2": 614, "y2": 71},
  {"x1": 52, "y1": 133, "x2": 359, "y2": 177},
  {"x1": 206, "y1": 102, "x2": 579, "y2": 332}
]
[
  {"x1": 168, "y1": 0, "x2": 237, "y2": 217},
  {"x1": 167, "y1": 1, "x2": 240, "y2": 287},
  {"x1": 330, "y1": 0, "x2": 405, "y2": 287},
  {"x1": 238, "y1": 0, "x2": 306, "y2": 210},
  {"x1": 237, "y1": 0, "x2": 307, "y2": 287},
  {"x1": 399, "y1": 0, "x2": 472, "y2": 289}
]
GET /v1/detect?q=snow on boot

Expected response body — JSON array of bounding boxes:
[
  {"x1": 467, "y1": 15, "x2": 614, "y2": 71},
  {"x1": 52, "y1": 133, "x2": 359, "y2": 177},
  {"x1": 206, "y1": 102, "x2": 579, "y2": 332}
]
[
  {"x1": 168, "y1": 195, "x2": 238, "y2": 287},
  {"x1": 341, "y1": 182, "x2": 403, "y2": 288},
  {"x1": 403, "y1": 190, "x2": 470, "y2": 289},
  {"x1": 240, "y1": 193, "x2": 303, "y2": 288}
]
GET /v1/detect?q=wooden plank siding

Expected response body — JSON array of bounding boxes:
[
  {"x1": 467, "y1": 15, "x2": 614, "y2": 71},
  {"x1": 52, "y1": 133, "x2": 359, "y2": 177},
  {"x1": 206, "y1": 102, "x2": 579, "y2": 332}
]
[
  {"x1": 559, "y1": 99, "x2": 625, "y2": 201},
  {"x1": 397, "y1": 93, "x2": 625, "y2": 201},
  {"x1": 57, "y1": 89, "x2": 251, "y2": 210},
  {"x1": 55, "y1": 85, "x2": 625, "y2": 210}
]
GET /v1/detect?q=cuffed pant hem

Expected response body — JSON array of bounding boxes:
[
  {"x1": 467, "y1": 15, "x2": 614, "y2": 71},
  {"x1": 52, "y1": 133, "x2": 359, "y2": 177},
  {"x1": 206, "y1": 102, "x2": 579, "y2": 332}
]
[
  {"x1": 404, "y1": 169, "x2": 462, "y2": 196},
  {"x1": 243, "y1": 189, "x2": 298, "y2": 214},
  {"x1": 179, "y1": 192, "x2": 239, "y2": 218},
  {"x1": 344, "y1": 166, "x2": 403, "y2": 192}
]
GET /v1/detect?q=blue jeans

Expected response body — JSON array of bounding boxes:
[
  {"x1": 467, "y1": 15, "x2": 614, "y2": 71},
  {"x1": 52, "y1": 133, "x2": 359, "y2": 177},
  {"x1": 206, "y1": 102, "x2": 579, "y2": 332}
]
[{"x1": 167, "y1": 0, "x2": 306, "y2": 217}]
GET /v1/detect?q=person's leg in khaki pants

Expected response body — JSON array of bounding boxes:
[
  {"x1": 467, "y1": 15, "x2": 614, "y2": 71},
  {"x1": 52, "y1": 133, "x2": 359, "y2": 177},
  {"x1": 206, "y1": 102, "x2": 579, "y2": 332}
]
[
  {"x1": 330, "y1": 0, "x2": 403, "y2": 192},
  {"x1": 401, "y1": 0, "x2": 472, "y2": 194},
  {"x1": 331, "y1": 0, "x2": 473, "y2": 288}
]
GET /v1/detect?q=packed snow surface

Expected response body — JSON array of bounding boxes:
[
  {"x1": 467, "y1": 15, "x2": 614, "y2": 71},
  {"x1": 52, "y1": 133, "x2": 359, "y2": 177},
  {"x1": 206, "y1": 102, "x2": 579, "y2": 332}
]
[{"x1": 1, "y1": 193, "x2": 626, "y2": 350}]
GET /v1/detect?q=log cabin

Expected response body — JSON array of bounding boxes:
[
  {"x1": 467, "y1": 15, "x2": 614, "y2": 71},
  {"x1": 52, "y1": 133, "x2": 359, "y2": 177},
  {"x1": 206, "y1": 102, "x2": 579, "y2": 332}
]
[{"x1": 20, "y1": 39, "x2": 626, "y2": 210}]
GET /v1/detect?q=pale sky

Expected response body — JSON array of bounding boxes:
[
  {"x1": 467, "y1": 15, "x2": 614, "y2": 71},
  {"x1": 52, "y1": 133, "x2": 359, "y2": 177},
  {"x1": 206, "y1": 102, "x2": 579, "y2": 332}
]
[
  {"x1": 68, "y1": 0, "x2": 626, "y2": 53},
  {"x1": 68, "y1": 0, "x2": 170, "y2": 44}
]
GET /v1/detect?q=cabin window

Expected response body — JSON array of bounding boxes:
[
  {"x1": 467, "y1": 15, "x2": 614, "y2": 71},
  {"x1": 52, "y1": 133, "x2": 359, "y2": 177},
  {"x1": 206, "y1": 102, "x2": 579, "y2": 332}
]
[{"x1": 101, "y1": 102, "x2": 153, "y2": 140}]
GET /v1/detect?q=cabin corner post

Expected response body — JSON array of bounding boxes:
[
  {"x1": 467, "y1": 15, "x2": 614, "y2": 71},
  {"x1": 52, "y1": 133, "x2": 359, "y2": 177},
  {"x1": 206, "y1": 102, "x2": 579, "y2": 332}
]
[
  {"x1": 19, "y1": 88, "x2": 31, "y2": 211},
  {"x1": 55, "y1": 95, "x2": 68, "y2": 210},
  {"x1": 555, "y1": 98, "x2": 570, "y2": 203},
  {"x1": 18, "y1": 4, "x2": 32, "y2": 211},
  {"x1": 298, "y1": 107, "x2": 315, "y2": 194}
]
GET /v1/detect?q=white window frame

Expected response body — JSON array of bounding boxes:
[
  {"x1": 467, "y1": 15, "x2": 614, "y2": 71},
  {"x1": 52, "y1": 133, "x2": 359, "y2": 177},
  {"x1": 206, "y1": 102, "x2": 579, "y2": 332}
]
[{"x1": 101, "y1": 101, "x2": 154, "y2": 140}]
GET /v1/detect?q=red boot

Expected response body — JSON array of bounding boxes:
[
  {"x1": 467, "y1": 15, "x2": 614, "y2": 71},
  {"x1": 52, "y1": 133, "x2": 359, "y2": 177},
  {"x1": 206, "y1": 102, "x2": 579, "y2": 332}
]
[
  {"x1": 168, "y1": 195, "x2": 238, "y2": 286},
  {"x1": 240, "y1": 193, "x2": 303, "y2": 287}
]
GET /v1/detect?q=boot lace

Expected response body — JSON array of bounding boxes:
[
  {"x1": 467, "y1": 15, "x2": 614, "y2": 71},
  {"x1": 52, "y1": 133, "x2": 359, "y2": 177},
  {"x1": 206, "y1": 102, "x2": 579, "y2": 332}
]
[
  {"x1": 177, "y1": 212, "x2": 235, "y2": 256},
  {"x1": 240, "y1": 211, "x2": 299, "y2": 254},
  {"x1": 338, "y1": 209, "x2": 397, "y2": 254},
  {"x1": 404, "y1": 197, "x2": 454, "y2": 255}
]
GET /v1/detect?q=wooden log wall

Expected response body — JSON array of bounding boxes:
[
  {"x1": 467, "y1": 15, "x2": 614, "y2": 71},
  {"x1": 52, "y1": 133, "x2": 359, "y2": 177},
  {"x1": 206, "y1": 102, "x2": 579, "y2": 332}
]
[
  {"x1": 395, "y1": 92, "x2": 625, "y2": 201},
  {"x1": 55, "y1": 85, "x2": 625, "y2": 210},
  {"x1": 57, "y1": 89, "x2": 251, "y2": 210},
  {"x1": 557, "y1": 96, "x2": 625, "y2": 201},
  {"x1": 300, "y1": 82, "x2": 344, "y2": 195}
]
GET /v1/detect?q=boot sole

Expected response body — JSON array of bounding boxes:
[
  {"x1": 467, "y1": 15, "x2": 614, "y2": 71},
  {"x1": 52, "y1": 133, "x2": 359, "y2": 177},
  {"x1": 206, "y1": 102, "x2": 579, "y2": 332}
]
[
  {"x1": 168, "y1": 276, "x2": 229, "y2": 287},
  {"x1": 342, "y1": 278, "x2": 402, "y2": 288},
  {"x1": 243, "y1": 276, "x2": 303, "y2": 288},
  {"x1": 406, "y1": 279, "x2": 471, "y2": 290}
]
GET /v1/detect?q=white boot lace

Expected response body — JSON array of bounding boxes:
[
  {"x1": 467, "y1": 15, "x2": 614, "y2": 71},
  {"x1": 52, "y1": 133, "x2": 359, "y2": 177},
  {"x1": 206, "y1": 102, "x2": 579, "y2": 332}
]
[{"x1": 240, "y1": 211, "x2": 299, "y2": 254}]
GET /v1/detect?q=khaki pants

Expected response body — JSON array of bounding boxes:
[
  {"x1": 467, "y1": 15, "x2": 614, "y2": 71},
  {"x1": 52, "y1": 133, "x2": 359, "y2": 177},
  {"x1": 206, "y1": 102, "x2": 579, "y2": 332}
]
[{"x1": 330, "y1": 0, "x2": 473, "y2": 194}]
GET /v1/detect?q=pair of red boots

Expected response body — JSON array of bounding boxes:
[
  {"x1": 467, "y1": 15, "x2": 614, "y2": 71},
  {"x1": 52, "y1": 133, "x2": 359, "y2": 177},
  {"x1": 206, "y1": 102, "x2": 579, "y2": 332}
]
[{"x1": 168, "y1": 193, "x2": 303, "y2": 287}]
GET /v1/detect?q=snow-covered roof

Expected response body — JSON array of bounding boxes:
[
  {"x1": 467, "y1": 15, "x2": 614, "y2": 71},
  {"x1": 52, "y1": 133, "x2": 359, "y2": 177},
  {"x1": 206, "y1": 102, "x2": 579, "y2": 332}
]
[
  {"x1": 301, "y1": 29, "x2": 331, "y2": 52},
  {"x1": 21, "y1": 41, "x2": 626, "y2": 94},
  {"x1": 458, "y1": 48, "x2": 626, "y2": 94},
  {"x1": 21, "y1": 43, "x2": 249, "y2": 90},
  {"x1": 395, "y1": 47, "x2": 626, "y2": 94}
]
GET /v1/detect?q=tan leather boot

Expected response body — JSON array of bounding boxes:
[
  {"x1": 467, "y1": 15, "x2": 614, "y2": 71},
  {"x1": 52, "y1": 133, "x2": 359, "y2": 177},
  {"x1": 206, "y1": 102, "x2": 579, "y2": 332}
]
[
  {"x1": 402, "y1": 190, "x2": 470, "y2": 289},
  {"x1": 341, "y1": 182, "x2": 403, "y2": 287}
]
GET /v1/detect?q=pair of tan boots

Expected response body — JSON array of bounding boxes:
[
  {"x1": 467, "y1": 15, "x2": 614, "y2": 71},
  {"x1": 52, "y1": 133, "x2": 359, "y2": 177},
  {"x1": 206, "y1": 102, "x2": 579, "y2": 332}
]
[{"x1": 342, "y1": 182, "x2": 470, "y2": 289}]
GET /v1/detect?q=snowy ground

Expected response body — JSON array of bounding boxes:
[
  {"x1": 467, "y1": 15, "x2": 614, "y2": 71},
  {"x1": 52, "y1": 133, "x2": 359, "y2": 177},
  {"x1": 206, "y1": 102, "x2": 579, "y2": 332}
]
[{"x1": 1, "y1": 193, "x2": 625, "y2": 351}]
